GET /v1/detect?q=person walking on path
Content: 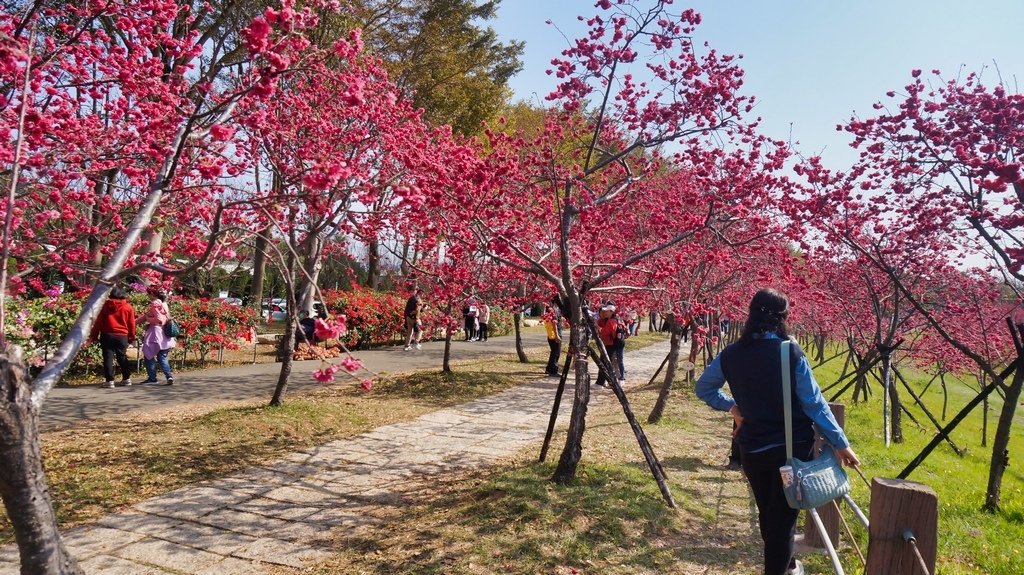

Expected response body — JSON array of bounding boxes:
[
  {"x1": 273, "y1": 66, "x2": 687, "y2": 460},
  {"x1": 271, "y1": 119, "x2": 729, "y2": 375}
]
[
  {"x1": 404, "y1": 288, "x2": 424, "y2": 351},
  {"x1": 141, "y1": 288, "x2": 176, "y2": 385},
  {"x1": 543, "y1": 307, "x2": 562, "y2": 376},
  {"x1": 695, "y1": 288, "x2": 860, "y2": 575},
  {"x1": 90, "y1": 287, "x2": 137, "y2": 389},
  {"x1": 477, "y1": 302, "x2": 491, "y2": 341}
]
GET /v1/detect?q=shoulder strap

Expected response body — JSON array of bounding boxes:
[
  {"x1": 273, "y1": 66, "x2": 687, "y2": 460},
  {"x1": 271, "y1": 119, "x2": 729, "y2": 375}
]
[{"x1": 781, "y1": 340, "x2": 793, "y2": 460}]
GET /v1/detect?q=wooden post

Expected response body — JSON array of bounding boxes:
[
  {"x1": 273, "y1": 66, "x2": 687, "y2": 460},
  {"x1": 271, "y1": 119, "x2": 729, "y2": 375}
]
[
  {"x1": 865, "y1": 478, "x2": 937, "y2": 575},
  {"x1": 803, "y1": 403, "x2": 845, "y2": 549}
]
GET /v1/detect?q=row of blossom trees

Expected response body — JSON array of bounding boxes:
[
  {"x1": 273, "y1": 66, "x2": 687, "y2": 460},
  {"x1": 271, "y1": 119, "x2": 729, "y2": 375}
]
[{"x1": 1, "y1": 0, "x2": 1021, "y2": 572}]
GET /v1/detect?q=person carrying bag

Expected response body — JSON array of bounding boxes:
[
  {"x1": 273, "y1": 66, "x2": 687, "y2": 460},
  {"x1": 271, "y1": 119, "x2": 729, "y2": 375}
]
[{"x1": 696, "y1": 288, "x2": 860, "y2": 575}]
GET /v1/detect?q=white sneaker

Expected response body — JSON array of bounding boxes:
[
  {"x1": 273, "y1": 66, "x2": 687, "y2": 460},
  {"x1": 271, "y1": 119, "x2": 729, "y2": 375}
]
[
  {"x1": 103, "y1": 381, "x2": 115, "y2": 389},
  {"x1": 415, "y1": 343, "x2": 422, "y2": 350},
  {"x1": 121, "y1": 379, "x2": 132, "y2": 387},
  {"x1": 404, "y1": 345, "x2": 412, "y2": 351},
  {"x1": 787, "y1": 559, "x2": 805, "y2": 575}
]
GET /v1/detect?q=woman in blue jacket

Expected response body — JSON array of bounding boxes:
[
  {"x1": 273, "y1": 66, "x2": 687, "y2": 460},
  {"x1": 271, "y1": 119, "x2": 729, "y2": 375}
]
[{"x1": 696, "y1": 288, "x2": 860, "y2": 575}]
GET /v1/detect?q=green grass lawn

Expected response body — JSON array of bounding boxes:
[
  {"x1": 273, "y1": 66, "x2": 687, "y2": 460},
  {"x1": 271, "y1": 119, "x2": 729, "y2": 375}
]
[{"x1": 809, "y1": 350, "x2": 1024, "y2": 574}]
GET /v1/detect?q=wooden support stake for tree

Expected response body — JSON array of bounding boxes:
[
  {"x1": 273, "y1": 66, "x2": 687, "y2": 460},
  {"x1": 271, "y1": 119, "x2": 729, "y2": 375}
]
[
  {"x1": 899, "y1": 356, "x2": 1015, "y2": 479},
  {"x1": 584, "y1": 313, "x2": 676, "y2": 508},
  {"x1": 892, "y1": 365, "x2": 964, "y2": 456},
  {"x1": 803, "y1": 403, "x2": 845, "y2": 550},
  {"x1": 865, "y1": 478, "x2": 937, "y2": 575},
  {"x1": 826, "y1": 355, "x2": 882, "y2": 402},
  {"x1": 539, "y1": 353, "x2": 573, "y2": 463},
  {"x1": 646, "y1": 352, "x2": 671, "y2": 388}
]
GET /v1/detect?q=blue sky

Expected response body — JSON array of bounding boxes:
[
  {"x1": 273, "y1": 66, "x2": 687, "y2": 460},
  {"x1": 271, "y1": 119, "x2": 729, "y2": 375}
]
[{"x1": 491, "y1": 0, "x2": 1023, "y2": 168}]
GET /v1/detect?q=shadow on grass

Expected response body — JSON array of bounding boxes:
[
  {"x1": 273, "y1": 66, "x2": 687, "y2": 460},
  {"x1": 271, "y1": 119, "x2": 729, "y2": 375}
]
[
  {"x1": 321, "y1": 462, "x2": 755, "y2": 575},
  {"x1": 375, "y1": 370, "x2": 517, "y2": 406}
]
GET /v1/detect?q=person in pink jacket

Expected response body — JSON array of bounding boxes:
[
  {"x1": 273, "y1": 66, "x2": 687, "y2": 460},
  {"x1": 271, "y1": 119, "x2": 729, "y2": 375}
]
[{"x1": 141, "y1": 288, "x2": 176, "y2": 385}]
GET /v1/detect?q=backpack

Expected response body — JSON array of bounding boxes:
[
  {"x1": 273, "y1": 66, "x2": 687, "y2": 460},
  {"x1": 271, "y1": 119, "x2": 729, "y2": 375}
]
[{"x1": 615, "y1": 318, "x2": 630, "y2": 341}]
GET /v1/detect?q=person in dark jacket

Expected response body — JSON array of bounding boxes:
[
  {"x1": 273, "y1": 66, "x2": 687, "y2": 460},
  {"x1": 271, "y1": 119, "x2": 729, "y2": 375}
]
[
  {"x1": 696, "y1": 288, "x2": 860, "y2": 575},
  {"x1": 90, "y1": 287, "x2": 137, "y2": 389}
]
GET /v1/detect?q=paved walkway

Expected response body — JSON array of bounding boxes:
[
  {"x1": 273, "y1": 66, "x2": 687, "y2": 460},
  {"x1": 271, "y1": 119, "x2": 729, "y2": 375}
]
[
  {"x1": 0, "y1": 339, "x2": 675, "y2": 572},
  {"x1": 41, "y1": 330, "x2": 550, "y2": 430},
  {"x1": 3, "y1": 339, "x2": 673, "y2": 574}
]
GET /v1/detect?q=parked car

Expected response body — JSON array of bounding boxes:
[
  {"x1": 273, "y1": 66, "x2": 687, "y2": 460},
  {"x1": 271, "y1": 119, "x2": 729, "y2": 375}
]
[{"x1": 261, "y1": 303, "x2": 287, "y2": 322}]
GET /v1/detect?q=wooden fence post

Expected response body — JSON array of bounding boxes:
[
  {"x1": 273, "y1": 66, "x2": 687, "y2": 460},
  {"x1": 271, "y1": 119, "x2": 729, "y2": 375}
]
[
  {"x1": 865, "y1": 478, "x2": 938, "y2": 575},
  {"x1": 802, "y1": 403, "x2": 845, "y2": 549}
]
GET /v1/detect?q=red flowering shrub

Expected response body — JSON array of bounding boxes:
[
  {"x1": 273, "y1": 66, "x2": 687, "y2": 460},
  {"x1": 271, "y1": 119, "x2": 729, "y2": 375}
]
[
  {"x1": 320, "y1": 286, "x2": 407, "y2": 349},
  {"x1": 170, "y1": 298, "x2": 259, "y2": 362},
  {"x1": 319, "y1": 285, "x2": 513, "y2": 349}
]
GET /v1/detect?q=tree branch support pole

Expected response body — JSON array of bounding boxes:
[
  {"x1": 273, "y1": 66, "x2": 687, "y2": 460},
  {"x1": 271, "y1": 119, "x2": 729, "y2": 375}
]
[
  {"x1": 583, "y1": 308, "x2": 676, "y2": 508},
  {"x1": 539, "y1": 353, "x2": 573, "y2": 462}
]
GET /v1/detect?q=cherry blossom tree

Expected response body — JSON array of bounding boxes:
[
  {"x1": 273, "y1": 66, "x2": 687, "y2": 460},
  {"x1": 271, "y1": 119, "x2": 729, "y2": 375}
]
[
  {"x1": 0, "y1": 2, "x2": 333, "y2": 571},
  {"x1": 796, "y1": 71, "x2": 1023, "y2": 509},
  {"x1": 429, "y1": 1, "x2": 787, "y2": 498}
]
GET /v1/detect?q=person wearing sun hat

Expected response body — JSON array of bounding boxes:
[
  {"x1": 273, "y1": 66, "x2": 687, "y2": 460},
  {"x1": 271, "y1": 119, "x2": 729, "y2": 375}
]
[{"x1": 593, "y1": 301, "x2": 624, "y2": 387}]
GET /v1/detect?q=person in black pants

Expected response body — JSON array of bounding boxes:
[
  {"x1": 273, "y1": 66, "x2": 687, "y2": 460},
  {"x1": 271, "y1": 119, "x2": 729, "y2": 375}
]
[
  {"x1": 696, "y1": 289, "x2": 860, "y2": 575},
  {"x1": 90, "y1": 287, "x2": 137, "y2": 388},
  {"x1": 543, "y1": 309, "x2": 562, "y2": 376}
]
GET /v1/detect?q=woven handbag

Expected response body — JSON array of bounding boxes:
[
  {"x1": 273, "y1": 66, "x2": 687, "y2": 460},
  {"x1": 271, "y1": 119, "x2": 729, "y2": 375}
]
[{"x1": 780, "y1": 340, "x2": 851, "y2": 510}]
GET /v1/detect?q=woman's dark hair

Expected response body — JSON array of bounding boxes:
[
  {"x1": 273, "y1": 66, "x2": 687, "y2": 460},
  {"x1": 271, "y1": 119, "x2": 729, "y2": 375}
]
[
  {"x1": 740, "y1": 288, "x2": 790, "y2": 343},
  {"x1": 147, "y1": 286, "x2": 167, "y2": 301},
  {"x1": 110, "y1": 287, "x2": 128, "y2": 300}
]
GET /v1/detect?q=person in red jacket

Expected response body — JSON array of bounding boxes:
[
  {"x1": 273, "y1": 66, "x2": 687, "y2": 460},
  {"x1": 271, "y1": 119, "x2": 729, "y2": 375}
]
[
  {"x1": 90, "y1": 287, "x2": 137, "y2": 388},
  {"x1": 593, "y1": 303, "x2": 624, "y2": 387}
]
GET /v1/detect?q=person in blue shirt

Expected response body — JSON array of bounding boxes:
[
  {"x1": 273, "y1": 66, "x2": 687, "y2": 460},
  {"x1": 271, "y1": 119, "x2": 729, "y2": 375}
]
[{"x1": 696, "y1": 288, "x2": 860, "y2": 575}]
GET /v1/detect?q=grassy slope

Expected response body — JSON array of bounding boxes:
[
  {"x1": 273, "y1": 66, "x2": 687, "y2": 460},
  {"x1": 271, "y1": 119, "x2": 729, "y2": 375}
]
[{"x1": 810, "y1": 351, "x2": 1024, "y2": 575}]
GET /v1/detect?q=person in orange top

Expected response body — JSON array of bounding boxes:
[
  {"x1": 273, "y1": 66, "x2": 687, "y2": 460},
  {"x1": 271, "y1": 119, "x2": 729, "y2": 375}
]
[{"x1": 90, "y1": 287, "x2": 137, "y2": 388}]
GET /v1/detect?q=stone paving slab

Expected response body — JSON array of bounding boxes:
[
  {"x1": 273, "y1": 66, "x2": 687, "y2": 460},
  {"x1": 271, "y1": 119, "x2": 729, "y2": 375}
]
[{"x1": 0, "y1": 341, "x2": 672, "y2": 574}]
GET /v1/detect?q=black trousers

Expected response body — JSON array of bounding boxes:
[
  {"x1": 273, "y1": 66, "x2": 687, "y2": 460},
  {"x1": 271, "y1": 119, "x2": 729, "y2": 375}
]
[
  {"x1": 546, "y1": 339, "x2": 561, "y2": 374},
  {"x1": 740, "y1": 441, "x2": 814, "y2": 575},
  {"x1": 593, "y1": 341, "x2": 624, "y2": 386},
  {"x1": 479, "y1": 322, "x2": 489, "y2": 341},
  {"x1": 99, "y1": 333, "x2": 132, "y2": 382}
]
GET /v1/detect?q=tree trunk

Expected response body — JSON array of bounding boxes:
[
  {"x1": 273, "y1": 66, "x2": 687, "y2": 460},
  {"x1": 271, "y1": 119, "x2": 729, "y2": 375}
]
[
  {"x1": 513, "y1": 311, "x2": 528, "y2": 363},
  {"x1": 297, "y1": 236, "x2": 323, "y2": 316},
  {"x1": 269, "y1": 245, "x2": 298, "y2": 407},
  {"x1": 365, "y1": 238, "x2": 381, "y2": 289},
  {"x1": 249, "y1": 224, "x2": 271, "y2": 311},
  {"x1": 648, "y1": 322, "x2": 682, "y2": 424},
  {"x1": 553, "y1": 304, "x2": 590, "y2": 484},
  {"x1": 982, "y1": 394, "x2": 989, "y2": 447},
  {"x1": 882, "y1": 353, "x2": 904, "y2": 444},
  {"x1": 0, "y1": 348, "x2": 84, "y2": 574},
  {"x1": 984, "y1": 365, "x2": 1024, "y2": 512},
  {"x1": 86, "y1": 169, "x2": 116, "y2": 278}
]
